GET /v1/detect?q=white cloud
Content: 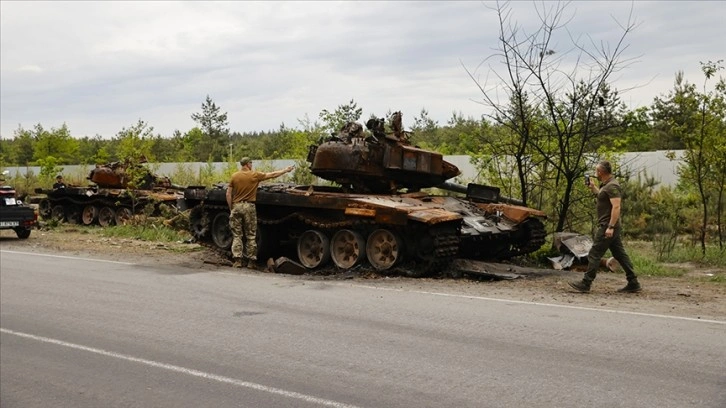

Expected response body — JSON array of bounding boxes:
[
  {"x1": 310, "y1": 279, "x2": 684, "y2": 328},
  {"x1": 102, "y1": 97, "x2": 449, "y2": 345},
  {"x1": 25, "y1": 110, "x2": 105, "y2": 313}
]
[
  {"x1": 1, "y1": 1, "x2": 724, "y2": 139},
  {"x1": 17, "y1": 65, "x2": 44, "y2": 73}
]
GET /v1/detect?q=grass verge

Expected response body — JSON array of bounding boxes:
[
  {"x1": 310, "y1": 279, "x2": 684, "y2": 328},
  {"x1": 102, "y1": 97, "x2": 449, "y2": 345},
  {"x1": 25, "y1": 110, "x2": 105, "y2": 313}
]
[{"x1": 100, "y1": 223, "x2": 192, "y2": 243}]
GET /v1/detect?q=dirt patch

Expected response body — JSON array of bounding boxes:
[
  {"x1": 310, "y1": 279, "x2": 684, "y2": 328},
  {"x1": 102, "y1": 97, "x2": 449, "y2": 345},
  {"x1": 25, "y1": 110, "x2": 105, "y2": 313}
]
[{"x1": 2, "y1": 228, "x2": 724, "y2": 322}]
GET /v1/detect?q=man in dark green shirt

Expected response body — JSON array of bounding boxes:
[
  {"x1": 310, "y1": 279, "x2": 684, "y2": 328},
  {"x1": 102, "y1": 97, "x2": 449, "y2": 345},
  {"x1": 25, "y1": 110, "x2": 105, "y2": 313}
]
[{"x1": 569, "y1": 161, "x2": 642, "y2": 293}]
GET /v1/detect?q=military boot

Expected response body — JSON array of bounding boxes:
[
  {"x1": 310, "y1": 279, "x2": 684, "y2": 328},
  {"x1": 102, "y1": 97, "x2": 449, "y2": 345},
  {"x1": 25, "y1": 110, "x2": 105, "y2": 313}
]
[
  {"x1": 617, "y1": 280, "x2": 642, "y2": 293},
  {"x1": 568, "y1": 279, "x2": 591, "y2": 293},
  {"x1": 232, "y1": 258, "x2": 243, "y2": 268},
  {"x1": 246, "y1": 259, "x2": 257, "y2": 270}
]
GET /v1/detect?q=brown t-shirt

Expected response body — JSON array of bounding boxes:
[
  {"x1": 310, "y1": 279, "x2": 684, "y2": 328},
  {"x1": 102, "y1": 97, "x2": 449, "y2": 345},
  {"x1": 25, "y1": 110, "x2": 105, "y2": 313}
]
[
  {"x1": 229, "y1": 169, "x2": 266, "y2": 203},
  {"x1": 596, "y1": 177, "x2": 622, "y2": 227}
]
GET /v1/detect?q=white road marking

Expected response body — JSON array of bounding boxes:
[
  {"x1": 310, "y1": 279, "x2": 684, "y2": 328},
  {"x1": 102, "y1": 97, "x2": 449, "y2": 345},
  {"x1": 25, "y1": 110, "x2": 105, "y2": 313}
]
[
  {"x1": 350, "y1": 284, "x2": 726, "y2": 325},
  {"x1": 0, "y1": 328, "x2": 361, "y2": 408},
  {"x1": 219, "y1": 272, "x2": 726, "y2": 325},
  {"x1": 218, "y1": 272, "x2": 726, "y2": 325},
  {"x1": 0, "y1": 249, "x2": 133, "y2": 265}
]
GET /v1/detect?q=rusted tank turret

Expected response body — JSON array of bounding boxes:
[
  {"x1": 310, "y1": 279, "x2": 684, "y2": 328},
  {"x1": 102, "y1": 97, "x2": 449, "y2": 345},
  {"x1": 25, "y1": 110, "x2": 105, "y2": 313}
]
[
  {"x1": 308, "y1": 112, "x2": 460, "y2": 193},
  {"x1": 88, "y1": 159, "x2": 173, "y2": 190}
]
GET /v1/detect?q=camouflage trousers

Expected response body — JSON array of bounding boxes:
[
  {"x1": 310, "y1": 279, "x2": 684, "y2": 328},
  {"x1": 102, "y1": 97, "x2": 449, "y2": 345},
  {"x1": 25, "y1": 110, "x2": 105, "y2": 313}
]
[
  {"x1": 583, "y1": 225, "x2": 637, "y2": 283},
  {"x1": 229, "y1": 202, "x2": 257, "y2": 261}
]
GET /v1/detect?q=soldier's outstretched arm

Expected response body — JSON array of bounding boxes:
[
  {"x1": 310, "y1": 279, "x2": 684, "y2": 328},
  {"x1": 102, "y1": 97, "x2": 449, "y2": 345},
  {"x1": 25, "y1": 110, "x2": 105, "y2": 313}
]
[{"x1": 263, "y1": 165, "x2": 295, "y2": 181}]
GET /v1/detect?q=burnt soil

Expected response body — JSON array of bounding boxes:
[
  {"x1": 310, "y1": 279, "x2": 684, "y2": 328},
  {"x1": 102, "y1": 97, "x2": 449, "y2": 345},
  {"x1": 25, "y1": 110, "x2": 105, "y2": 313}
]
[{"x1": 1, "y1": 227, "x2": 724, "y2": 322}]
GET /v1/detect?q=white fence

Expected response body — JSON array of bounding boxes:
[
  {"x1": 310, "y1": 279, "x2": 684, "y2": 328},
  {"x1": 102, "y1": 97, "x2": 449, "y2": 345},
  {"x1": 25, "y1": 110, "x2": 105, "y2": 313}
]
[{"x1": 2, "y1": 151, "x2": 684, "y2": 188}]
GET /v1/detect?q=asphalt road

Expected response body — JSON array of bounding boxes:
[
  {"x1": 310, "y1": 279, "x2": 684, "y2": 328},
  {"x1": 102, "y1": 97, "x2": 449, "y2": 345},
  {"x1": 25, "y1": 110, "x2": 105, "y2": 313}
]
[{"x1": 1, "y1": 249, "x2": 724, "y2": 408}]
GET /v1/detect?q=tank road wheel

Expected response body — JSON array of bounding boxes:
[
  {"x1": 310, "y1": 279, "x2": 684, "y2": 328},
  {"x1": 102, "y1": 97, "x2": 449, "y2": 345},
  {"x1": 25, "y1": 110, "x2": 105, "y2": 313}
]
[
  {"x1": 297, "y1": 230, "x2": 330, "y2": 269},
  {"x1": 115, "y1": 207, "x2": 133, "y2": 225},
  {"x1": 65, "y1": 205, "x2": 81, "y2": 224},
  {"x1": 82, "y1": 205, "x2": 98, "y2": 225},
  {"x1": 366, "y1": 229, "x2": 403, "y2": 271},
  {"x1": 330, "y1": 229, "x2": 366, "y2": 269},
  {"x1": 98, "y1": 206, "x2": 116, "y2": 227},
  {"x1": 211, "y1": 212, "x2": 232, "y2": 250},
  {"x1": 51, "y1": 205, "x2": 66, "y2": 222},
  {"x1": 39, "y1": 199, "x2": 52, "y2": 219},
  {"x1": 189, "y1": 206, "x2": 209, "y2": 240}
]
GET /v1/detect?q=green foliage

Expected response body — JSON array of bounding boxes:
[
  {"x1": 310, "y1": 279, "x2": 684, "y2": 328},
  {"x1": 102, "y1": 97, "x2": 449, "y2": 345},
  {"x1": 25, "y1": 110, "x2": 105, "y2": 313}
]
[
  {"x1": 628, "y1": 250, "x2": 684, "y2": 277},
  {"x1": 198, "y1": 160, "x2": 221, "y2": 186},
  {"x1": 290, "y1": 159, "x2": 315, "y2": 185},
  {"x1": 76, "y1": 135, "x2": 112, "y2": 164},
  {"x1": 651, "y1": 61, "x2": 726, "y2": 254},
  {"x1": 7, "y1": 126, "x2": 35, "y2": 165},
  {"x1": 620, "y1": 172, "x2": 673, "y2": 237},
  {"x1": 36, "y1": 156, "x2": 63, "y2": 184},
  {"x1": 222, "y1": 157, "x2": 238, "y2": 182},
  {"x1": 660, "y1": 243, "x2": 726, "y2": 268},
  {"x1": 169, "y1": 163, "x2": 199, "y2": 186},
  {"x1": 318, "y1": 99, "x2": 363, "y2": 135},
  {"x1": 115, "y1": 119, "x2": 156, "y2": 163},
  {"x1": 180, "y1": 127, "x2": 204, "y2": 161},
  {"x1": 409, "y1": 108, "x2": 439, "y2": 147},
  {"x1": 191, "y1": 95, "x2": 230, "y2": 161},
  {"x1": 32, "y1": 123, "x2": 79, "y2": 164}
]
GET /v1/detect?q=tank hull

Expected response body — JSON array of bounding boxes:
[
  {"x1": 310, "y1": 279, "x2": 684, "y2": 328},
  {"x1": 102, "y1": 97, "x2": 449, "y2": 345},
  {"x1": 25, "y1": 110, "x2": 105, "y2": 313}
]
[
  {"x1": 185, "y1": 183, "x2": 546, "y2": 276},
  {"x1": 35, "y1": 186, "x2": 182, "y2": 226},
  {"x1": 33, "y1": 161, "x2": 182, "y2": 226}
]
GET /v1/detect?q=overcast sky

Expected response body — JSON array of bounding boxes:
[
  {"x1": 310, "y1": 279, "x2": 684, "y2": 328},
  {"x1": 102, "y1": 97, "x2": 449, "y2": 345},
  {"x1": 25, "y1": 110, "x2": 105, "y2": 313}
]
[{"x1": 1, "y1": 1, "x2": 724, "y2": 140}]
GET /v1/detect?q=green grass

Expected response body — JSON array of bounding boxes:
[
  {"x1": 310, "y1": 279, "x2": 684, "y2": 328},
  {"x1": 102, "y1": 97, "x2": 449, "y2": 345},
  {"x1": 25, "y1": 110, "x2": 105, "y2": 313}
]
[
  {"x1": 626, "y1": 250, "x2": 685, "y2": 277},
  {"x1": 43, "y1": 219, "x2": 191, "y2": 243},
  {"x1": 100, "y1": 223, "x2": 191, "y2": 243},
  {"x1": 660, "y1": 245, "x2": 726, "y2": 267},
  {"x1": 623, "y1": 239, "x2": 726, "y2": 280}
]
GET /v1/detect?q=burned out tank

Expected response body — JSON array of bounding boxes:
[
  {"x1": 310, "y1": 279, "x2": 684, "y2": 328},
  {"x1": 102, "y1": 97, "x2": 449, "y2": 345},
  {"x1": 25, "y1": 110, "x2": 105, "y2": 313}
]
[
  {"x1": 186, "y1": 112, "x2": 547, "y2": 277},
  {"x1": 35, "y1": 159, "x2": 183, "y2": 226}
]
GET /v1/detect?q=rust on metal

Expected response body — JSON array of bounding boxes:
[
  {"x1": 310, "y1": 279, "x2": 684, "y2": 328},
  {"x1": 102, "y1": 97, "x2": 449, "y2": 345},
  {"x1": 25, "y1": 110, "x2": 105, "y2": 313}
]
[
  {"x1": 345, "y1": 207, "x2": 376, "y2": 217},
  {"x1": 477, "y1": 203, "x2": 547, "y2": 223},
  {"x1": 407, "y1": 208, "x2": 462, "y2": 224}
]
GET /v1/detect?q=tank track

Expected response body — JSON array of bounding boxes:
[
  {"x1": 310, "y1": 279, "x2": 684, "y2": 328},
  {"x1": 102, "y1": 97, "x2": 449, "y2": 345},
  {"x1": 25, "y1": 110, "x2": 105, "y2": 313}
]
[
  {"x1": 269, "y1": 212, "x2": 461, "y2": 275},
  {"x1": 191, "y1": 204, "x2": 232, "y2": 260},
  {"x1": 195, "y1": 205, "x2": 461, "y2": 276},
  {"x1": 507, "y1": 217, "x2": 547, "y2": 257},
  {"x1": 406, "y1": 225, "x2": 459, "y2": 277}
]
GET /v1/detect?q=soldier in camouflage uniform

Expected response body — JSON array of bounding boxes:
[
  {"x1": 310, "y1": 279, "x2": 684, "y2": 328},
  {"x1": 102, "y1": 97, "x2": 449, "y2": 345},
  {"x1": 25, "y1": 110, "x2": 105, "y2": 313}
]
[
  {"x1": 226, "y1": 157, "x2": 294, "y2": 269},
  {"x1": 569, "y1": 161, "x2": 641, "y2": 293}
]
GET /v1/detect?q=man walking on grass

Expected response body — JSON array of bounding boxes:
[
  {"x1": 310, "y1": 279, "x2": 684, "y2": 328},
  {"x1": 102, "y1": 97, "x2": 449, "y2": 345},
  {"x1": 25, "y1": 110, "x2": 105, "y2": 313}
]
[{"x1": 569, "y1": 161, "x2": 642, "y2": 293}]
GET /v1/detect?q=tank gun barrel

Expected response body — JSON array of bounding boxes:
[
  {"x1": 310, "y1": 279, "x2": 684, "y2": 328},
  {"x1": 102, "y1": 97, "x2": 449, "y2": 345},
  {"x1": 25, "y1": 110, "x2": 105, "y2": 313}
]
[
  {"x1": 437, "y1": 181, "x2": 524, "y2": 206},
  {"x1": 438, "y1": 181, "x2": 467, "y2": 195}
]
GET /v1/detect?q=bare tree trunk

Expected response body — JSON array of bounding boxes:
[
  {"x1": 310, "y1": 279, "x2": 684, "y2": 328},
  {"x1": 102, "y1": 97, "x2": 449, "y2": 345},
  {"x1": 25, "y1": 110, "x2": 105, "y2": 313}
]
[
  {"x1": 717, "y1": 178, "x2": 724, "y2": 249},
  {"x1": 556, "y1": 179, "x2": 576, "y2": 233}
]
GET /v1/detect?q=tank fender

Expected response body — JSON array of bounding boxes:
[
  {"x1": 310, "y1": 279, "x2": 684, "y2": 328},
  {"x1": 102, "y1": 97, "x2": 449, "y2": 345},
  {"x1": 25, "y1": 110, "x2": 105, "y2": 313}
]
[{"x1": 475, "y1": 203, "x2": 546, "y2": 224}]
